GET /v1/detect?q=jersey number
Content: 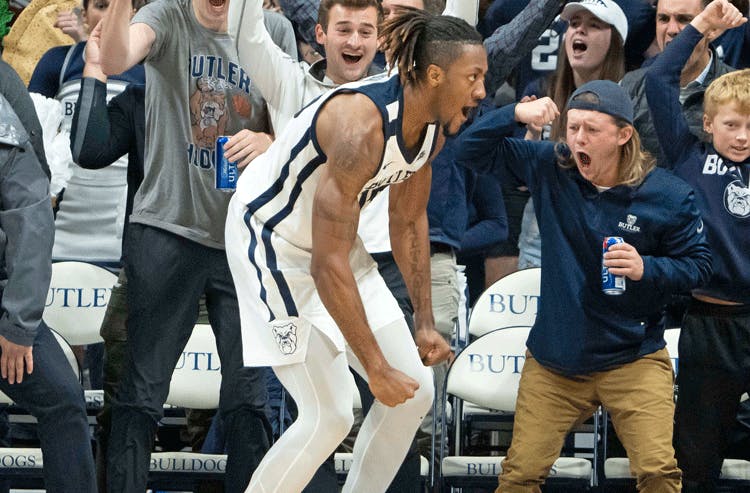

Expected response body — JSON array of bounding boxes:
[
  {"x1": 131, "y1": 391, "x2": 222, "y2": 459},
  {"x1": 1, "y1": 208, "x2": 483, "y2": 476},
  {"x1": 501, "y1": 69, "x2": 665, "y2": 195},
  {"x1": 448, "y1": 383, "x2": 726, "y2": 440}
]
[{"x1": 531, "y1": 29, "x2": 560, "y2": 72}]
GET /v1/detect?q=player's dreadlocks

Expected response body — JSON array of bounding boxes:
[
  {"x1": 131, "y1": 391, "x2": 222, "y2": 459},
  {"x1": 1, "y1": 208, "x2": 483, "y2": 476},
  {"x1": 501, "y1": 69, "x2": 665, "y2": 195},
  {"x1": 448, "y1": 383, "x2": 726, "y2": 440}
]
[{"x1": 378, "y1": 6, "x2": 483, "y2": 86}]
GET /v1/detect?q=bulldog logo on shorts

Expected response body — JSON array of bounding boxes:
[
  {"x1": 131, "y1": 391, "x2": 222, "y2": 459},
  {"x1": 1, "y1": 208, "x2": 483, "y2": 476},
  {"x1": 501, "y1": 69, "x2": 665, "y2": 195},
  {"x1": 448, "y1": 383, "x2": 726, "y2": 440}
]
[{"x1": 272, "y1": 322, "x2": 298, "y2": 355}]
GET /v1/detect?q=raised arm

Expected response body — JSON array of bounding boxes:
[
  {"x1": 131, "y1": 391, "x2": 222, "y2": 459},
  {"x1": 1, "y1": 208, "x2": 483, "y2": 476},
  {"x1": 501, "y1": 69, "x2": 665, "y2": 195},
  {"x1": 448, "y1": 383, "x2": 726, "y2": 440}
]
[
  {"x1": 71, "y1": 23, "x2": 135, "y2": 168},
  {"x1": 222, "y1": 10, "x2": 301, "y2": 167},
  {"x1": 455, "y1": 97, "x2": 558, "y2": 181},
  {"x1": 645, "y1": 0, "x2": 747, "y2": 169},
  {"x1": 99, "y1": 0, "x2": 154, "y2": 75},
  {"x1": 483, "y1": 0, "x2": 562, "y2": 96},
  {"x1": 229, "y1": 0, "x2": 308, "y2": 131},
  {"x1": 311, "y1": 93, "x2": 419, "y2": 407}
]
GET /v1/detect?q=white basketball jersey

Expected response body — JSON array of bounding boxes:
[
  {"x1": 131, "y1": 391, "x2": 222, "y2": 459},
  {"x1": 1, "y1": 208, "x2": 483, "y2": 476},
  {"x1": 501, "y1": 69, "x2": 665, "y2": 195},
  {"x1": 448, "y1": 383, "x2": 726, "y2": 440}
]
[
  {"x1": 228, "y1": 73, "x2": 437, "y2": 364},
  {"x1": 233, "y1": 72, "x2": 438, "y2": 252}
]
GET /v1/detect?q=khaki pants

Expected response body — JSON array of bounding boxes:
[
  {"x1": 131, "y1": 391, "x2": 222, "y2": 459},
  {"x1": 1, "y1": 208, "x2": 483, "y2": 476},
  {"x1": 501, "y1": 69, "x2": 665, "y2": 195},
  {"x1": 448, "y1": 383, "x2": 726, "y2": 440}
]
[
  {"x1": 497, "y1": 348, "x2": 681, "y2": 493},
  {"x1": 417, "y1": 251, "x2": 460, "y2": 457}
]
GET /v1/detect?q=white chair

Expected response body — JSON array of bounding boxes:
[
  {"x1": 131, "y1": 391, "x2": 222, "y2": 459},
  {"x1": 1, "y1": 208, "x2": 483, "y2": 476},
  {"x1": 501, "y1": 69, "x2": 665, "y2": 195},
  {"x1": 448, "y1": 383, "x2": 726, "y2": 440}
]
[
  {"x1": 43, "y1": 261, "x2": 118, "y2": 420},
  {"x1": 43, "y1": 261, "x2": 117, "y2": 345},
  {"x1": 438, "y1": 326, "x2": 595, "y2": 491},
  {"x1": 334, "y1": 452, "x2": 429, "y2": 478},
  {"x1": 164, "y1": 324, "x2": 221, "y2": 409},
  {"x1": 603, "y1": 456, "x2": 750, "y2": 489},
  {"x1": 148, "y1": 324, "x2": 228, "y2": 488},
  {"x1": 468, "y1": 268, "x2": 541, "y2": 338},
  {"x1": 663, "y1": 327, "x2": 680, "y2": 374}
]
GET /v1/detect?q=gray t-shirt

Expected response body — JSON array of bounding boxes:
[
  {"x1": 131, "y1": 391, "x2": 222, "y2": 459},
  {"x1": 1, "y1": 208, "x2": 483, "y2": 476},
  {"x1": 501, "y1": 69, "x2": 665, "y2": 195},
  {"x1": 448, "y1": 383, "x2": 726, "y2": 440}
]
[{"x1": 131, "y1": 0, "x2": 270, "y2": 248}]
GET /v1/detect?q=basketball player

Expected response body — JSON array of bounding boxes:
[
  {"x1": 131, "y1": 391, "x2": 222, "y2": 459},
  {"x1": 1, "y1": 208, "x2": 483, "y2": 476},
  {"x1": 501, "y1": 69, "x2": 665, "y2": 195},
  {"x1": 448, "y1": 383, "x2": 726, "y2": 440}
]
[{"x1": 225, "y1": 8, "x2": 487, "y2": 493}]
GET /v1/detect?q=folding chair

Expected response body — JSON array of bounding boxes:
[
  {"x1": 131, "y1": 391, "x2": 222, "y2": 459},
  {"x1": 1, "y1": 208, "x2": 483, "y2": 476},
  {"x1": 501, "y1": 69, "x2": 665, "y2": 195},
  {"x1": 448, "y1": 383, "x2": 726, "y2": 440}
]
[
  {"x1": 0, "y1": 329, "x2": 81, "y2": 489},
  {"x1": 438, "y1": 326, "x2": 596, "y2": 492},
  {"x1": 44, "y1": 261, "x2": 117, "y2": 416},
  {"x1": 334, "y1": 452, "x2": 429, "y2": 480},
  {"x1": 43, "y1": 261, "x2": 117, "y2": 346},
  {"x1": 147, "y1": 324, "x2": 227, "y2": 490},
  {"x1": 468, "y1": 268, "x2": 541, "y2": 338},
  {"x1": 436, "y1": 268, "x2": 547, "y2": 489}
]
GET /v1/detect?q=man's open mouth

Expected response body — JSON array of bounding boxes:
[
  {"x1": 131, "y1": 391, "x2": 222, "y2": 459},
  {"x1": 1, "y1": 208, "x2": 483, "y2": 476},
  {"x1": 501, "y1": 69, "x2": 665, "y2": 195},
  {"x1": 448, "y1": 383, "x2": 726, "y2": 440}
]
[
  {"x1": 578, "y1": 152, "x2": 591, "y2": 166},
  {"x1": 461, "y1": 104, "x2": 479, "y2": 120},
  {"x1": 342, "y1": 53, "x2": 363, "y2": 64}
]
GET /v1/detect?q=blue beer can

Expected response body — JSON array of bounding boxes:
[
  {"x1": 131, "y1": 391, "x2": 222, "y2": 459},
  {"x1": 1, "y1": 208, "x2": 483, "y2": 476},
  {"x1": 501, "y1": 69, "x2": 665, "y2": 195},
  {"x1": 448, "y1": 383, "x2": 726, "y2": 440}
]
[
  {"x1": 602, "y1": 236, "x2": 626, "y2": 295},
  {"x1": 215, "y1": 136, "x2": 238, "y2": 192}
]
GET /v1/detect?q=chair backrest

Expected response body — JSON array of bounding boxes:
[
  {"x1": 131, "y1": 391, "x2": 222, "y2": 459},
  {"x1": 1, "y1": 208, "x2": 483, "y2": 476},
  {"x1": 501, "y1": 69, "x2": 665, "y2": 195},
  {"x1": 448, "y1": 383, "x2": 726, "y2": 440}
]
[
  {"x1": 468, "y1": 268, "x2": 541, "y2": 337},
  {"x1": 663, "y1": 327, "x2": 680, "y2": 374},
  {"x1": 0, "y1": 329, "x2": 80, "y2": 404},
  {"x1": 165, "y1": 324, "x2": 222, "y2": 410},
  {"x1": 446, "y1": 326, "x2": 531, "y2": 412},
  {"x1": 43, "y1": 261, "x2": 117, "y2": 345}
]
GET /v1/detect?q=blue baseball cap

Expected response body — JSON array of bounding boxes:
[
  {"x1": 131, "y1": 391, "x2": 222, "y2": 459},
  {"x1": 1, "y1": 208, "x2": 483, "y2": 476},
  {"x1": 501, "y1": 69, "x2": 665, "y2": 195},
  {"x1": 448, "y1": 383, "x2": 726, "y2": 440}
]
[{"x1": 567, "y1": 80, "x2": 634, "y2": 125}]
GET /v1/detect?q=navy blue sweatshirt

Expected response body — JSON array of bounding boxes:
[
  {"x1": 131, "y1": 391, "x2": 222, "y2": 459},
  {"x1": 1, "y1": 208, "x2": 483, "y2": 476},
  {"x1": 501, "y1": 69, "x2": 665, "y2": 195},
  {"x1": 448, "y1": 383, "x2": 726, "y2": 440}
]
[
  {"x1": 645, "y1": 24, "x2": 750, "y2": 305},
  {"x1": 428, "y1": 133, "x2": 508, "y2": 254},
  {"x1": 454, "y1": 105, "x2": 712, "y2": 374}
]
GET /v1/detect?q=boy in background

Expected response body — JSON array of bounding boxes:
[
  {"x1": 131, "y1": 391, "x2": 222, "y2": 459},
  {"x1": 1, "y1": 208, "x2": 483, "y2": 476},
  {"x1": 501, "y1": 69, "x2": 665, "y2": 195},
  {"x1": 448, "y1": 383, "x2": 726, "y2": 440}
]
[{"x1": 644, "y1": 1, "x2": 749, "y2": 492}]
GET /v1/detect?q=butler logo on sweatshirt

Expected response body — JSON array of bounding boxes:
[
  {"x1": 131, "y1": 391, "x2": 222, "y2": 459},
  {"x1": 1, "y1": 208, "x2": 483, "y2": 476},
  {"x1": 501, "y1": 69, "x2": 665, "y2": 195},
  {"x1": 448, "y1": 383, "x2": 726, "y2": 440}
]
[{"x1": 618, "y1": 214, "x2": 641, "y2": 233}]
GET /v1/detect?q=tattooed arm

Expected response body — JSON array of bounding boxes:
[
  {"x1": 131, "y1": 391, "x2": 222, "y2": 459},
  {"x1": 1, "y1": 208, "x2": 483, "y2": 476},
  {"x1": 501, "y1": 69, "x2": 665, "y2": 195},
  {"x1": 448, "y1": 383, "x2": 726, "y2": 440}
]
[
  {"x1": 389, "y1": 135, "x2": 452, "y2": 366},
  {"x1": 312, "y1": 93, "x2": 420, "y2": 407}
]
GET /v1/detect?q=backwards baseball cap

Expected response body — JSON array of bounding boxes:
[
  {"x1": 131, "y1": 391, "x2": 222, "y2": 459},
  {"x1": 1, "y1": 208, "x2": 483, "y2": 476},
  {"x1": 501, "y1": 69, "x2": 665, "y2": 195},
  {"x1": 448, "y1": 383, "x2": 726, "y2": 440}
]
[
  {"x1": 561, "y1": 0, "x2": 628, "y2": 43},
  {"x1": 567, "y1": 80, "x2": 634, "y2": 124}
]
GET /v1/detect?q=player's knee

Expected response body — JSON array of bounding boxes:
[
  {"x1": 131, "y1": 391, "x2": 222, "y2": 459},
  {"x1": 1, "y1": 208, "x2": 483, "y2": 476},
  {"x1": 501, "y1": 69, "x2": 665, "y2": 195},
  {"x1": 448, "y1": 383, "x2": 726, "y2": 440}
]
[{"x1": 321, "y1": 407, "x2": 355, "y2": 448}]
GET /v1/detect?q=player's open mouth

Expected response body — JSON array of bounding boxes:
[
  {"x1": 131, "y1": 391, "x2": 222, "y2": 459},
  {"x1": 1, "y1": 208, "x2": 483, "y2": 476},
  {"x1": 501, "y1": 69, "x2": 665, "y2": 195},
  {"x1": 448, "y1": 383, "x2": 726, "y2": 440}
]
[
  {"x1": 208, "y1": 0, "x2": 225, "y2": 6},
  {"x1": 572, "y1": 39, "x2": 587, "y2": 55},
  {"x1": 343, "y1": 54, "x2": 363, "y2": 64},
  {"x1": 462, "y1": 106, "x2": 476, "y2": 119},
  {"x1": 578, "y1": 152, "x2": 591, "y2": 166}
]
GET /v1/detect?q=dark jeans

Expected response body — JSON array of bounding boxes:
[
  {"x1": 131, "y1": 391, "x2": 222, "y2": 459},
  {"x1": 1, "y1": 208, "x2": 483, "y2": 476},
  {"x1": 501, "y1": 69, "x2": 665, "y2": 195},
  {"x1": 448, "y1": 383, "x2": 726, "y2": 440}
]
[
  {"x1": 0, "y1": 322, "x2": 96, "y2": 493},
  {"x1": 675, "y1": 301, "x2": 750, "y2": 493},
  {"x1": 107, "y1": 225, "x2": 271, "y2": 493},
  {"x1": 97, "y1": 271, "x2": 217, "y2": 490},
  {"x1": 202, "y1": 368, "x2": 289, "y2": 453}
]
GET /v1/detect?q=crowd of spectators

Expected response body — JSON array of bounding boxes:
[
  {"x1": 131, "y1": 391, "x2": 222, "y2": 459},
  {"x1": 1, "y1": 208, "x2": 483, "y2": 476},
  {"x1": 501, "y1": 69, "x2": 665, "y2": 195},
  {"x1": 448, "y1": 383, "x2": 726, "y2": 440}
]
[{"x1": 0, "y1": 0, "x2": 749, "y2": 492}]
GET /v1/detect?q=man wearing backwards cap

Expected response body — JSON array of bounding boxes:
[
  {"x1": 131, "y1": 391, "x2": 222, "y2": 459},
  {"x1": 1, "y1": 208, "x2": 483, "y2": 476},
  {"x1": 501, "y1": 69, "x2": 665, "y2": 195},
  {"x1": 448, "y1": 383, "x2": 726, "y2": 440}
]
[{"x1": 455, "y1": 80, "x2": 713, "y2": 492}]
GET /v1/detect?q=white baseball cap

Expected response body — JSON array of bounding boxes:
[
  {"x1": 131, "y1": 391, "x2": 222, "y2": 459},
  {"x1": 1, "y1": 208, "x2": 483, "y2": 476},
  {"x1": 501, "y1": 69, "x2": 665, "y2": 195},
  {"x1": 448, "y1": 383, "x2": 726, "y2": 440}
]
[{"x1": 561, "y1": 0, "x2": 628, "y2": 43}]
